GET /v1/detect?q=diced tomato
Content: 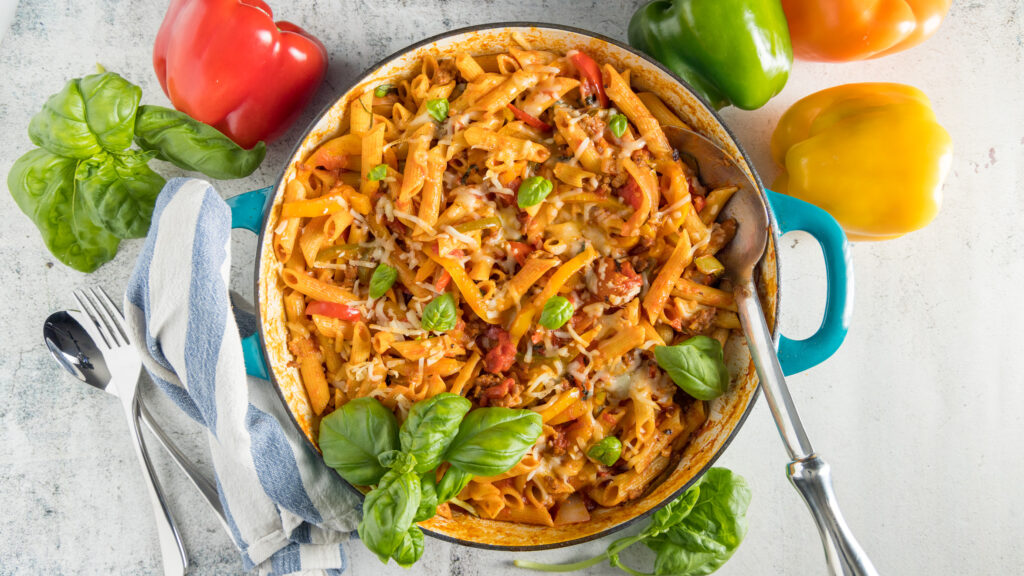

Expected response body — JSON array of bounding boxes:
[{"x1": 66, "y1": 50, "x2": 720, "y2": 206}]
[
  {"x1": 569, "y1": 51, "x2": 609, "y2": 108},
  {"x1": 692, "y1": 195, "x2": 707, "y2": 213},
  {"x1": 305, "y1": 301, "x2": 361, "y2": 321},
  {"x1": 617, "y1": 176, "x2": 643, "y2": 210},
  {"x1": 507, "y1": 103, "x2": 553, "y2": 132},
  {"x1": 484, "y1": 327, "x2": 516, "y2": 374},
  {"x1": 508, "y1": 241, "x2": 531, "y2": 266},
  {"x1": 435, "y1": 269, "x2": 452, "y2": 291}
]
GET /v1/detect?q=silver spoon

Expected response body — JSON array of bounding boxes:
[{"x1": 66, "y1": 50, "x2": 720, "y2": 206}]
[
  {"x1": 44, "y1": 310, "x2": 230, "y2": 534},
  {"x1": 663, "y1": 126, "x2": 879, "y2": 576}
]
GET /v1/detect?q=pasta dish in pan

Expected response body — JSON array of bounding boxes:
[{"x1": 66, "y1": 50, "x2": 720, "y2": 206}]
[{"x1": 272, "y1": 40, "x2": 741, "y2": 527}]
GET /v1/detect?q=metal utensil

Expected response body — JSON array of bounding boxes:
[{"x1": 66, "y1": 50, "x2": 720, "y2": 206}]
[
  {"x1": 663, "y1": 126, "x2": 878, "y2": 576},
  {"x1": 45, "y1": 289, "x2": 188, "y2": 576},
  {"x1": 44, "y1": 309, "x2": 229, "y2": 533}
]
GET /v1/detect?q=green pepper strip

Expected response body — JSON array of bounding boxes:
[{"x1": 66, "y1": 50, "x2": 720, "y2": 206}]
[
  {"x1": 453, "y1": 216, "x2": 501, "y2": 234},
  {"x1": 315, "y1": 243, "x2": 360, "y2": 261}
]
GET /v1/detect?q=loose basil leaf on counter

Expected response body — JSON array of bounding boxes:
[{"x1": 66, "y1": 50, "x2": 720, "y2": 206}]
[
  {"x1": 133, "y1": 105, "x2": 266, "y2": 179},
  {"x1": 608, "y1": 113, "x2": 628, "y2": 138},
  {"x1": 75, "y1": 150, "x2": 165, "y2": 239},
  {"x1": 319, "y1": 397, "x2": 399, "y2": 486},
  {"x1": 421, "y1": 293, "x2": 457, "y2": 332},
  {"x1": 358, "y1": 469, "x2": 421, "y2": 563},
  {"x1": 538, "y1": 296, "x2": 574, "y2": 329},
  {"x1": 413, "y1": 473, "x2": 440, "y2": 522},
  {"x1": 586, "y1": 436, "x2": 622, "y2": 467},
  {"x1": 646, "y1": 484, "x2": 700, "y2": 539},
  {"x1": 28, "y1": 72, "x2": 142, "y2": 159},
  {"x1": 7, "y1": 149, "x2": 120, "y2": 272},
  {"x1": 391, "y1": 525, "x2": 425, "y2": 567},
  {"x1": 399, "y1": 392, "x2": 472, "y2": 474},
  {"x1": 444, "y1": 407, "x2": 543, "y2": 477},
  {"x1": 654, "y1": 335, "x2": 730, "y2": 401},
  {"x1": 435, "y1": 466, "x2": 473, "y2": 504},
  {"x1": 516, "y1": 176, "x2": 553, "y2": 208},
  {"x1": 426, "y1": 98, "x2": 449, "y2": 122},
  {"x1": 368, "y1": 263, "x2": 398, "y2": 299},
  {"x1": 645, "y1": 468, "x2": 750, "y2": 576}
]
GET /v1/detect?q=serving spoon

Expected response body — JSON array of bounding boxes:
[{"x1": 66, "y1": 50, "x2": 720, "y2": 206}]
[
  {"x1": 43, "y1": 310, "x2": 229, "y2": 533},
  {"x1": 663, "y1": 126, "x2": 878, "y2": 576}
]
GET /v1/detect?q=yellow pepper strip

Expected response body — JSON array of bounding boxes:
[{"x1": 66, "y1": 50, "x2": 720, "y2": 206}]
[{"x1": 771, "y1": 83, "x2": 952, "y2": 241}]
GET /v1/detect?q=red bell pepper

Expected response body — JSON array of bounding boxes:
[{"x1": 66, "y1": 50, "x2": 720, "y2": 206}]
[
  {"x1": 568, "y1": 50, "x2": 609, "y2": 108},
  {"x1": 305, "y1": 301, "x2": 361, "y2": 322},
  {"x1": 507, "y1": 103, "x2": 552, "y2": 132},
  {"x1": 153, "y1": 0, "x2": 328, "y2": 149}
]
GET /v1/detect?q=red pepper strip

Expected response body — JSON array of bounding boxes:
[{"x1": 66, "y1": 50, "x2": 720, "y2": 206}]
[
  {"x1": 507, "y1": 103, "x2": 553, "y2": 132},
  {"x1": 508, "y1": 241, "x2": 531, "y2": 267},
  {"x1": 569, "y1": 51, "x2": 609, "y2": 108},
  {"x1": 435, "y1": 270, "x2": 452, "y2": 292},
  {"x1": 617, "y1": 176, "x2": 643, "y2": 211},
  {"x1": 692, "y1": 195, "x2": 707, "y2": 213},
  {"x1": 305, "y1": 301, "x2": 361, "y2": 322}
]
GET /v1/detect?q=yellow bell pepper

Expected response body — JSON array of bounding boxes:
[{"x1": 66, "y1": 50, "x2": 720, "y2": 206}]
[{"x1": 771, "y1": 83, "x2": 952, "y2": 241}]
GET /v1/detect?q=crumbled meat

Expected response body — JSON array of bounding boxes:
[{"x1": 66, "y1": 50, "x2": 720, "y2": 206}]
[
  {"x1": 471, "y1": 374, "x2": 521, "y2": 407},
  {"x1": 692, "y1": 194, "x2": 707, "y2": 213},
  {"x1": 682, "y1": 307, "x2": 717, "y2": 335},
  {"x1": 434, "y1": 59, "x2": 458, "y2": 85},
  {"x1": 586, "y1": 257, "x2": 643, "y2": 306},
  {"x1": 577, "y1": 115, "x2": 607, "y2": 140},
  {"x1": 483, "y1": 326, "x2": 516, "y2": 374},
  {"x1": 550, "y1": 426, "x2": 570, "y2": 456}
]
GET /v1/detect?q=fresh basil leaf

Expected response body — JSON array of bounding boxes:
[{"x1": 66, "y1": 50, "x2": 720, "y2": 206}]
[
  {"x1": 374, "y1": 84, "x2": 393, "y2": 98},
  {"x1": 391, "y1": 525, "x2": 424, "y2": 567},
  {"x1": 319, "y1": 397, "x2": 399, "y2": 486},
  {"x1": 645, "y1": 468, "x2": 751, "y2": 576},
  {"x1": 75, "y1": 150, "x2": 165, "y2": 239},
  {"x1": 358, "y1": 469, "x2": 421, "y2": 563},
  {"x1": 413, "y1": 473, "x2": 439, "y2": 522},
  {"x1": 426, "y1": 98, "x2": 449, "y2": 122},
  {"x1": 539, "y1": 296, "x2": 574, "y2": 329},
  {"x1": 608, "y1": 113, "x2": 628, "y2": 138},
  {"x1": 516, "y1": 176, "x2": 553, "y2": 208},
  {"x1": 654, "y1": 335, "x2": 730, "y2": 401},
  {"x1": 133, "y1": 105, "x2": 265, "y2": 180},
  {"x1": 646, "y1": 484, "x2": 700, "y2": 539},
  {"x1": 8, "y1": 149, "x2": 120, "y2": 272},
  {"x1": 421, "y1": 293, "x2": 457, "y2": 332},
  {"x1": 400, "y1": 393, "x2": 472, "y2": 474},
  {"x1": 586, "y1": 436, "x2": 622, "y2": 467},
  {"x1": 368, "y1": 263, "x2": 397, "y2": 299},
  {"x1": 435, "y1": 466, "x2": 473, "y2": 503},
  {"x1": 444, "y1": 408, "x2": 543, "y2": 476},
  {"x1": 28, "y1": 72, "x2": 142, "y2": 159},
  {"x1": 378, "y1": 450, "x2": 417, "y2": 475},
  {"x1": 367, "y1": 163, "x2": 388, "y2": 181}
]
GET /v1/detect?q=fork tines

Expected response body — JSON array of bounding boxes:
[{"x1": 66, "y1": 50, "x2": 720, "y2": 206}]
[{"x1": 73, "y1": 287, "x2": 130, "y2": 350}]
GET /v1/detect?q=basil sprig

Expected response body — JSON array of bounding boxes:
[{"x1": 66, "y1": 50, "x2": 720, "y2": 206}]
[
  {"x1": 319, "y1": 394, "x2": 542, "y2": 567},
  {"x1": 517, "y1": 175, "x2": 553, "y2": 208},
  {"x1": 538, "y1": 296, "x2": 574, "y2": 329},
  {"x1": 421, "y1": 293, "x2": 457, "y2": 332},
  {"x1": 587, "y1": 436, "x2": 622, "y2": 467},
  {"x1": 426, "y1": 98, "x2": 449, "y2": 122},
  {"x1": 654, "y1": 335, "x2": 731, "y2": 401},
  {"x1": 515, "y1": 468, "x2": 751, "y2": 576},
  {"x1": 608, "y1": 113, "x2": 628, "y2": 138}
]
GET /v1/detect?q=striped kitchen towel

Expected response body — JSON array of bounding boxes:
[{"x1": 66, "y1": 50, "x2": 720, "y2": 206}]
[{"x1": 124, "y1": 178, "x2": 361, "y2": 576}]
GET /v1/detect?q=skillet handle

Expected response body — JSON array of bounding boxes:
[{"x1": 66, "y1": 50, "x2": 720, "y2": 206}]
[
  {"x1": 226, "y1": 186, "x2": 273, "y2": 380},
  {"x1": 765, "y1": 190, "x2": 853, "y2": 376}
]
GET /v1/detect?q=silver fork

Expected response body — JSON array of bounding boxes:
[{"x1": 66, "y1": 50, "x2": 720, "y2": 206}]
[{"x1": 73, "y1": 287, "x2": 188, "y2": 576}]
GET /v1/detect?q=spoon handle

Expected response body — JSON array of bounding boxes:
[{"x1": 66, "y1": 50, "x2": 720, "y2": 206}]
[
  {"x1": 734, "y1": 280, "x2": 878, "y2": 576},
  {"x1": 124, "y1": 393, "x2": 188, "y2": 576},
  {"x1": 138, "y1": 399, "x2": 230, "y2": 534}
]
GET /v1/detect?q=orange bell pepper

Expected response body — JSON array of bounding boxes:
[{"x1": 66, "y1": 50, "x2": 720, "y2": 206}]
[
  {"x1": 771, "y1": 83, "x2": 952, "y2": 241},
  {"x1": 781, "y1": 0, "x2": 951, "y2": 62}
]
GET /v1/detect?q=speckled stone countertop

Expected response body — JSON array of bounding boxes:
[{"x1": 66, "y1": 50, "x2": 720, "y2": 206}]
[{"x1": 1, "y1": 1, "x2": 1022, "y2": 574}]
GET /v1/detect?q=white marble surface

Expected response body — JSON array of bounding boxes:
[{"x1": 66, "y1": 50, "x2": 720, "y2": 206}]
[{"x1": 1, "y1": 1, "x2": 1022, "y2": 574}]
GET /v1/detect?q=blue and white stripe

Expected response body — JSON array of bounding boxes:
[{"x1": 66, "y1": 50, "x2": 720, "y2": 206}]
[{"x1": 124, "y1": 178, "x2": 360, "y2": 575}]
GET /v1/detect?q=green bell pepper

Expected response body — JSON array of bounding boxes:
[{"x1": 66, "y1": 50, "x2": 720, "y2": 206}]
[{"x1": 628, "y1": 0, "x2": 793, "y2": 110}]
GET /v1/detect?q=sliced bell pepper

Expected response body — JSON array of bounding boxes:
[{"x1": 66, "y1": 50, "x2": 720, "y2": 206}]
[
  {"x1": 153, "y1": 0, "x2": 328, "y2": 149},
  {"x1": 628, "y1": 0, "x2": 792, "y2": 110},
  {"x1": 507, "y1": 104, "x2": 552, "y2": 132},
  {"x1": 305, "y1": 301, "x2": 361, "y2": 322},
  {"x1": 782, "y1": 0, "x2": 952, "y2": 62},
  {"x1": 771, "y1": 83, "x2": 953, "y2": 241},
  {"x1": 568, "y1": 51, "x2": 609, "y2": 108}
]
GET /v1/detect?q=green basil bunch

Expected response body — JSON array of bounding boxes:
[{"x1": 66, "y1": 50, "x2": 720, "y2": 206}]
[
  {"x1": 319, "y1": 393, "x2": 543, "y2": 567},
  {"x1": 515, "y1": 467, "x2": 751, "y2": 576},
  {"x1": 8, "y1": 70, "x2": 265, "y2": 272}
]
